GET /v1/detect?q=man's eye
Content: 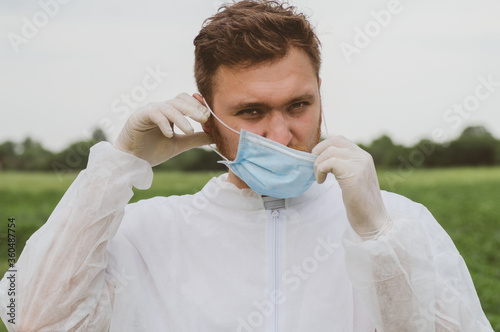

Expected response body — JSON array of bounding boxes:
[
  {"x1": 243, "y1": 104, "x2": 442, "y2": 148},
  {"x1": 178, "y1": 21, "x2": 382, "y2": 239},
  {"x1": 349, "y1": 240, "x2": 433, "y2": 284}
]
[
  {"x1": 237, "y1": 109, "x2": 261, "y2": 116},
  {"x1": 288, "y1": 102, "x2": 309, "y2": 111}
]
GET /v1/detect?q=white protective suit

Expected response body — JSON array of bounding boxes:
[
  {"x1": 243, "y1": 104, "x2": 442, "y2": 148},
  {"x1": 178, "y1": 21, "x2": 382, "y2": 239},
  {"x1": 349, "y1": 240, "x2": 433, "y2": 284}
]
[{"x1": 0, "y1": 142, "x2": 494, "y2": 332}]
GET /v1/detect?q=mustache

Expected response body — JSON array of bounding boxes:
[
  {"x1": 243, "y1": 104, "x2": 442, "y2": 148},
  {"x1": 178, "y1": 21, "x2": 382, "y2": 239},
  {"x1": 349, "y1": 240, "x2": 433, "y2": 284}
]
[
  {"x1": 288, "y1": 125, "x2": 322, "y2": 153},
  {"x1": 288, "y1": 144, "x2": 310, "y2": 152}
]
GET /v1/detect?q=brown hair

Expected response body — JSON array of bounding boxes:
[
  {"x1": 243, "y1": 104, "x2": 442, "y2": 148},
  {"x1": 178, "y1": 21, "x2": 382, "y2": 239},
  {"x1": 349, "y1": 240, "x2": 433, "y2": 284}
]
[{"x1": 193, "y1": 0, "x2": 322, "y2": 105}]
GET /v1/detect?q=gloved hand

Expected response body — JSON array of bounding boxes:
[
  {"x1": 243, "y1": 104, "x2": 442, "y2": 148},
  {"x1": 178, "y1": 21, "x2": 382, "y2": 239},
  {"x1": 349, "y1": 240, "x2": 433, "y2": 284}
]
[
  {"x1": 114, "y1": 93, "x2": 213, "y2": 166},
  {"x1": 312, "y1": 136, "x2": 391, "y2": 238}
]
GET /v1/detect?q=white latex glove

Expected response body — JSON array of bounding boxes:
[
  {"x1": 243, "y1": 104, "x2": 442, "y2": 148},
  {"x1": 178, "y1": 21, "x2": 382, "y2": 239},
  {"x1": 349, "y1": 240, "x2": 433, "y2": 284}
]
[
  {"x1": 114, "y1": 93, "x2": 213, "y2": 166},
  {"x1": 312, "y1": 136, "x2": 390, "y2": 238}
]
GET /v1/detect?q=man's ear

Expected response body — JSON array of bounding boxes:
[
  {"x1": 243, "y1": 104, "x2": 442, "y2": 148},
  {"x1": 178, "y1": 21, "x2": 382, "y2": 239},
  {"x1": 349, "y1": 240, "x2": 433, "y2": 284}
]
[
  {"x1": 193, "y1": 92, "x2": 204, "y2": 105},
  {"x1": 192, "y1": 93, "x2": 212, "y2": 135}
]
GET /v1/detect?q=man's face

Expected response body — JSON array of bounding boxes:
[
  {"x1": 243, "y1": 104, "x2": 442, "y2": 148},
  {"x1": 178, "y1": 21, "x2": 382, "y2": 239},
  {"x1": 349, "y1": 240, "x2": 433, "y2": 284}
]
[{"x1": 203, "y1": 47, "x2": 322, "y2": 161}]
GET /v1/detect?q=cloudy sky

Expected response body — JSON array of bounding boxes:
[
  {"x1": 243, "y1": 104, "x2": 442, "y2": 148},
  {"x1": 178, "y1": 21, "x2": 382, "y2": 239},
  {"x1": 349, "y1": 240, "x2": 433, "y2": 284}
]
[{"x1": 1, "y1": 0, "x2": 500, "y2": 151}]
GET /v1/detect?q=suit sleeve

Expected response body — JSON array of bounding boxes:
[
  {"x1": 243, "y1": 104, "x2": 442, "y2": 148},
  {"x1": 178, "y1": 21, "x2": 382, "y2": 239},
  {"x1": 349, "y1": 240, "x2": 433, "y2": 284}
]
[
  {"x1": 0, "y1": 142, "x2": 153, "y2": 332},
  {"x1": 342, "y1": 192, "x2": 494, "y2": 332}
]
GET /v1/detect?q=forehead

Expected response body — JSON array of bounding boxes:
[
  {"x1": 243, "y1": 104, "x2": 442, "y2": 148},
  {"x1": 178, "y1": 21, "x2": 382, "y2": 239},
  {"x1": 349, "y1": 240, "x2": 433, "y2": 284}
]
[{"x1": 212, "y1": 47, "x2": 319, "y2": 108}]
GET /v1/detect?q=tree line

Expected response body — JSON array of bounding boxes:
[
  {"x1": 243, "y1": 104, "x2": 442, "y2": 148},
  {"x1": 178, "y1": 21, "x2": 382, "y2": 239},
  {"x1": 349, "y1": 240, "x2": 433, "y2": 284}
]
[
  {"x1": 0, "y1": 126, "x2": 499, "y2": 174},
  {"x1": 360, "y1": 126, "x2": 500, "y2": 169},
  {"x1": 0, "y1": 129, "x2": 226, "y2": 174}
]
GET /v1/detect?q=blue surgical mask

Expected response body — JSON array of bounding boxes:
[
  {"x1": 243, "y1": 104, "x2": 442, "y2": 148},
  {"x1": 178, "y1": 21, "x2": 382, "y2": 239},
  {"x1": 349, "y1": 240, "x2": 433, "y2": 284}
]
[{"x1": 203, "y1": 98, "x2": 318, "y2": 199}]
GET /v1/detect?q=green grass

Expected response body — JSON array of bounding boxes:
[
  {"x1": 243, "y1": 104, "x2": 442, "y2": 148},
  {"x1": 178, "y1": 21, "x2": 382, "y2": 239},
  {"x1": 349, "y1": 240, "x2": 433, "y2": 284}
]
[
  {"x1": 379, "y1": 167, "x2": 500, "y2": 330},
  {"x1": 1, "y1": 168, "x2": 499, "y2": 330}
]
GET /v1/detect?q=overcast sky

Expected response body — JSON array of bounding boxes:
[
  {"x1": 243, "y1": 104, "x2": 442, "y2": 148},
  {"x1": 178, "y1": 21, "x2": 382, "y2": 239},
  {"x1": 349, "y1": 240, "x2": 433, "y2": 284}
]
[{"x1": 1, "y1": 0, "x2": 500, "y2": 151}]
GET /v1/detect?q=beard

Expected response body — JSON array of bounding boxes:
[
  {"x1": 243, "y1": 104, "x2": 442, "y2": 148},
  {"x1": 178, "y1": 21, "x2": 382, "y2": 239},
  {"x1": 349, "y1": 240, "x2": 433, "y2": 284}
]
[
  {"x1": 210, "y1": 108, "x2": 323, "y2": 159},
  {"x1": 210, "y1": 116, "x2": 233, "y2": 159},
  {"x1": 288, "y1": 122, "x2": 322, "y2": 152}
]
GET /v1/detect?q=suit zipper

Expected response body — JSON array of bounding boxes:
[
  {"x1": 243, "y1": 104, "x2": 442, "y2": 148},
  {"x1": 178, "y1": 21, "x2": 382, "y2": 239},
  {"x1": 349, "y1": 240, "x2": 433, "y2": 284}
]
[{"x1": 270, "y1": 209, "x2": 281, "y2": 332}]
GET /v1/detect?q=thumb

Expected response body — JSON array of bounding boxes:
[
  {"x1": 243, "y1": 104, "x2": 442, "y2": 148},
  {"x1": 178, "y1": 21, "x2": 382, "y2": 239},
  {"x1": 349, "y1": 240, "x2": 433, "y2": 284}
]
[{"x1": 174, "y1": 131, "x2": 214, "y2": 154}]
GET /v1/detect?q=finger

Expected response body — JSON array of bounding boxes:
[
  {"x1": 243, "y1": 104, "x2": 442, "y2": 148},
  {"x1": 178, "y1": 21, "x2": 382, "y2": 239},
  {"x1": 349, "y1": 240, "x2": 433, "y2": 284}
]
[
  {"x1": 314, "y1": 146, "x2": 347, "y2": 182},
  {"x1": 158, "y1": 104, "x2": 195, "y2": 135},
  {"x1": 176, "y1": 92, "x2": 209, "y2": 115},
  {"x1": 314, "y1": 145, "x2": 352, "y2": 167},
  {"x1": 168, "y1": 98, "x2": 210, "y2": 124},
  {"x1": 175, "y1": 132, "x2": 214, "y2": 152},
  {"x1": 172, "y1": 93, "x2": 210, "y2": 123},
  {"x1": 315, "y1": 157, "x2": 352, "y2": 184},
  {"x1": 312, "y1": 135, "x2": 356, "y2": 155},
  {"x1": 314, "y1": 145, "x2": 356, "y2": 181},
  {"x1": 316, "y1": 167, "x2": 328, "y2": 184},
  {"x1": 147, "y1": 111, "x2": 174, "y2": 138}
]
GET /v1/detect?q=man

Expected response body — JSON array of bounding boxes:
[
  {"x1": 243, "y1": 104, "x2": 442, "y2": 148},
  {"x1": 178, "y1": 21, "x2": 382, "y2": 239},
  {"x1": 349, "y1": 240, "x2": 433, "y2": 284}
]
[{"x1": 0, "y1": 1, "x2": 493, "y2": 331}]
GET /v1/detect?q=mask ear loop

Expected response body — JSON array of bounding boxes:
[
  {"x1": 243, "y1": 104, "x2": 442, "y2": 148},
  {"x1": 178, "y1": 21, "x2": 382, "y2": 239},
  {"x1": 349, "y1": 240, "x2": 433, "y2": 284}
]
[
  {"x1": 203, "y1": 98, "x2": 240, "y2": 135},
  {"x1": 210, "y1": 144, "x2": 230, "y2": 162},
  {"x1": 202, "y1": 97, "x2": 239, "y2": 162},
  {"x1": 321, "y1": 109, "x2": 329, "y2": 138}
]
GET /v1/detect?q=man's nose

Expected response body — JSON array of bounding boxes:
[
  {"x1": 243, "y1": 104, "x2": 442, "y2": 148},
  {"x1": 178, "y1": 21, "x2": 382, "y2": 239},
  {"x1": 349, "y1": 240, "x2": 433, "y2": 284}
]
[{"x1": 263, "y1": 112, "x2": 293, "y2": 146}]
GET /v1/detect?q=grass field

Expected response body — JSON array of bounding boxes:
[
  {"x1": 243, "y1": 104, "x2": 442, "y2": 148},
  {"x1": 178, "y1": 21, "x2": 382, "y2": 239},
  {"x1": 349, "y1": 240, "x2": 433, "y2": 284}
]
[{"x1": 1, "y1": 168, "x2": 499, "y2": 330}]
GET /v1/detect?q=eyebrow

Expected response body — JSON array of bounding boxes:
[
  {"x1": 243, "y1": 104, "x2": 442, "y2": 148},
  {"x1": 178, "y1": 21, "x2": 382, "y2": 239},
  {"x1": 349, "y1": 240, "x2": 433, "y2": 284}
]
[{"x1": 230, "y1": 93, "x2": 316, "y2": 111}]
